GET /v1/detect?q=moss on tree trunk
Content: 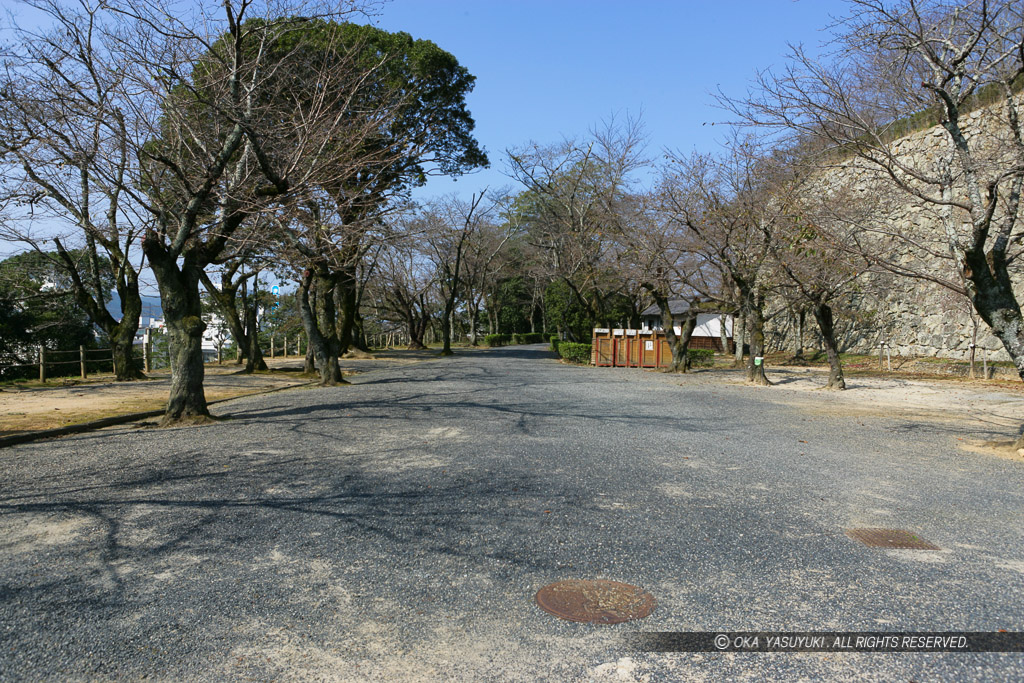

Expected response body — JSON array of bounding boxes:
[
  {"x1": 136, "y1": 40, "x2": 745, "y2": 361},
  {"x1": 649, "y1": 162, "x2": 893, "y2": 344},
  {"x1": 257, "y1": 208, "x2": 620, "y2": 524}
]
[{"x1": 147, "y1": 251, "x2": 210, "y2": 423}]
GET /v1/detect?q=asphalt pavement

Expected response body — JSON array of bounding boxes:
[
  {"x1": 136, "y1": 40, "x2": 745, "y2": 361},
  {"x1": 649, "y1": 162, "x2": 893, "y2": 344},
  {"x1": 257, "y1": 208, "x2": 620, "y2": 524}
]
[{"x1": 2, "y1": 345, "x2": 1023, "y2": 681}]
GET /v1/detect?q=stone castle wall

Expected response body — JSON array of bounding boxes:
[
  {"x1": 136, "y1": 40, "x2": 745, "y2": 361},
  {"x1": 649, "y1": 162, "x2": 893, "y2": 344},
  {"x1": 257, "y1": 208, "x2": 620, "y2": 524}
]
[{"x1": 767, "y1": 97, "x2": 1023, "y2": 362}]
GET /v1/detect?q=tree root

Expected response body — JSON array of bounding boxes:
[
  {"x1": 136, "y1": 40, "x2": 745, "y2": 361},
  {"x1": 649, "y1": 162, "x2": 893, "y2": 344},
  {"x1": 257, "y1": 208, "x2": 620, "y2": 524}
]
[{"x1": 157, "y1": 413, "x2": 219, "y2": 428}]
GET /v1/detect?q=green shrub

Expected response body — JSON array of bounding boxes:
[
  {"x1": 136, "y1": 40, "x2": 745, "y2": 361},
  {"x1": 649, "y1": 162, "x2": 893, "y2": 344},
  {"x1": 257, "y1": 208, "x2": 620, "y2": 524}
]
[
  {"x1": 688, "y1": 348, "x2": 714, "y2": 366},
  {"x1": 557, "y1": 342, "x2": 592, "y2": 365},
  {"x1": 484, "y1": 334, "x2": 512, "y2": 347},
  {"x1": 492, "y1": 332, "x2": 546, "y2": 346},
  {"x1": 550, "y1": 335, "x2": 560, "y2": 353}
]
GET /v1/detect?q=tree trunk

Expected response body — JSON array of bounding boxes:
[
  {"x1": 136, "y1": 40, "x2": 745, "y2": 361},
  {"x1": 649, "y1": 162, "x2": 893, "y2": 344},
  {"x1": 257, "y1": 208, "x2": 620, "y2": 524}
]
[
  {"x1": 110, "y1": 332, "x2": 140, "y2": 382},
  {"x1": 297, "y1": 270, "x2": 345, "y2": 385},
  {"x1": 304, "y1": 342, "x2": 315, "y2": 374},
  {"x1": 733, "y1": 310, "x2": 745, "y2": 367},
  {"x1": 351, "y1": 309, "x2": 370, "y2": 352},
  {"x1": 746, "y1": 296, "x2": 770, "y2": 386},
  {"x1": 813, "y1": 302, "x2": 845, "y2": 390},
  {"x1": 243, "y1": 299, "x2": 266, "y2": 373},
  {"x1": 468, "y1": 303, "x2": 480, "y2": 346},
  {"x1": 961, "y1": 248, "x2": 1024, "y2": 448},
  {"x1": 440, "y1": 298, "x2": 455, "y2": 356},
  {"x1": 719, "y1": 313, "x2": 729, "y2": 355},
  {"x1": 335, "y1": 269, "x2": 357, "y2": 356},
  {"x1": 487, "y1": 302, "x2": 497, "y2": 335},
  {"x1": 145, "y1": 246, "x2": 210, "y2": 423},
  {"x1": 642, "y1": 286, "x2": 698, "y2": 373},
  {"x1": 199, "y1": 271, "x2": 266, "y2": 373},
  {"x1": 404, "y1": 304, "x2": 427, "y2": 349},
  {"x1": 110, "y1": 274, "x2": 146, "y2": 380},
  {"x1": 669, "y1": 312, "x2": 698, "y2": 372},
  {"x1": 54, "y1": 238, "x2": 146, "y2": 381},
  {"x1": 793, "y1": 308, "x2": 805, "y2": 361}
]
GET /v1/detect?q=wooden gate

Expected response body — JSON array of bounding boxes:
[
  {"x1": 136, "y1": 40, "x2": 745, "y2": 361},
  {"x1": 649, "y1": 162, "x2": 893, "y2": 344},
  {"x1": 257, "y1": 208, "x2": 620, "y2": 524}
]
[{"x1": 592, "y1": 329, "x2": 671, "y2": 368}]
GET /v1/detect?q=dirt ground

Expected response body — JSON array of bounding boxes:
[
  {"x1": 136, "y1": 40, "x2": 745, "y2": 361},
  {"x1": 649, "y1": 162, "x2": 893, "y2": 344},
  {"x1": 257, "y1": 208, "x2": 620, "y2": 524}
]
[
  {"x1": 728, "y1": 366, "x2": 1024, "y2": 459},
  {"x1": 0, "y1": 349, "x2": 441, "y2": 436},
  {"x1": 4, "y1": 348, "x2": 1023, "y2": 457}
]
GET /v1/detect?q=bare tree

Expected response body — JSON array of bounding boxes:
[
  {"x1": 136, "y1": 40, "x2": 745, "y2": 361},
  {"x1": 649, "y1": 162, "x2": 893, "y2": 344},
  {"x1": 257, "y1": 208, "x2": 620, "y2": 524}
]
[
  {"x1": 267, "y1": 20, "x2": 487, "y2": 383},
  {"x1": 506, "y1": 116, "x2": 648, "y2": 337},
  {"x1": 727, "y1": 0, "x2": 1024, "y2": 443},
  {"x1": 1, "y1": 0, "x2": 395, "y2": 421},
  {"x1": 369, "y1": 227, "x2": 435, "y2": 350},
  {"x1": 198, "y1": 240, "x2": 270, "y2": 373},
  {"x1": 0, "y1": 0, "x2": 150, "y2": 380},
  {"x1": 423, "y1": 192, "x2": 512, "y2": 355},
  {"x1": 660, "y1": 141, "x2": 787, "y2": 385},
  {"x1": 767, "y1": 163, "x2": 875, "y2": 389},
  {"x1": 459, "y1": 196, "x2": 520, "y2": 345},
  {"x1": 619, "y1": 192, "x2": 715, "y2": 371}
]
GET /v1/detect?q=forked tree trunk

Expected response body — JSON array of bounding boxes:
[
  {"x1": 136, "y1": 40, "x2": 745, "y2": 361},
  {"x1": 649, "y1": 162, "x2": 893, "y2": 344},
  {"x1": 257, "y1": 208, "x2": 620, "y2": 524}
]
[
  {"x1": 813, "y1": 302, "x2": 845, "y2": 390},
  {"x1": 668, "y1": 313, "x2": 698, "y2": 372},
  {"x1": 146, "y1": 247, "x2": 210, "y2": 423},
  {"x1": 642, "y1": 286, "x2": 698, "y2": 373},
  {"x1": 109, "y1": 273, "x2": 146, "y2": 381},
  {"x1": 199, "y1": 271, "x2": 266, "y2": 373},
  {"x1": 55, "y1": 238, "x2": 146, "y2": 381},
  {"x1": 297, "y1": 270, "x2": 345, "y2": 386},
  {"x1": 961, "y1": 248, "x2": 1024, "y2": 449},
  {"x1": 243, "y1": 301, "x2": 265, "y2": 373},
  {"x1": 404, "y1": 297, "x2": 429, "y2": 349},
  {"x1": 351, "y1": 309, "x2": 370, "y2": 352}
]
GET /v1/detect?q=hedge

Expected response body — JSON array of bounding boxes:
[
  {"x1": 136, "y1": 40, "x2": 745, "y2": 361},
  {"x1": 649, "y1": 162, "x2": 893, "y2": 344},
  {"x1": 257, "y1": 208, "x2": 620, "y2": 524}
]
[
  {"x1": 557, "y1": 342, "x2": 592, "y2": 365},
  {"x1": 484, "y1": 334, "x2": 512, "y2": 347},
  {"x1": 486, "y1": 332, "x2": 547, "y2": 347},
  {"x1": 688, "y1": 348, "x2": 714, "y2": 366},
  {"x1": 517, "y1": 332, "x2": 546, "y2": 344},
  {"x1": 550, "y1": 335, "x2": 560, "y2": 353}
]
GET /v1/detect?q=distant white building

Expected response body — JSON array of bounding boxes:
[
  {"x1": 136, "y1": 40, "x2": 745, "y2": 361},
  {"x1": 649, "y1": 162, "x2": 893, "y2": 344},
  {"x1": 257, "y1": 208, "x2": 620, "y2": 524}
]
[
  {"x1": 640, "y1": 300, "x2": 734, "y2": 352},
  {"x1": 136, "y1": 313, "x2": 231, "y2": 361}
]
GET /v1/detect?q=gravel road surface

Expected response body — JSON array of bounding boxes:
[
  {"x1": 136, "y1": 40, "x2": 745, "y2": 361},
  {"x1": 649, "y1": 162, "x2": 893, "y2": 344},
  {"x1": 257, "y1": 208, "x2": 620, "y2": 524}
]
[{"x1": 2, "y1": 345, "x2": 1023, "y2": 681}]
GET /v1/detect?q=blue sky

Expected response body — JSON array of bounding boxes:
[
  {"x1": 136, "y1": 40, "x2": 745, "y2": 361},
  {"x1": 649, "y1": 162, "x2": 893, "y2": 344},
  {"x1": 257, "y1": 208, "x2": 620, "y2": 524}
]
[
  {"x1": 367, "y1": 0, "x2": 850, "y2": 199},
  {"x1": 2, "y1": 0, "x2": 852, "y2": 293}
]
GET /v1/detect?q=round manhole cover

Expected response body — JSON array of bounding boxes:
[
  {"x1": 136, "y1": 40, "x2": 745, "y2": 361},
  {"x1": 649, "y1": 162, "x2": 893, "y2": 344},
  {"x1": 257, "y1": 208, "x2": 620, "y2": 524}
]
[{"x1": 535, "y1": 579, "x2": 656, "y2": 624}]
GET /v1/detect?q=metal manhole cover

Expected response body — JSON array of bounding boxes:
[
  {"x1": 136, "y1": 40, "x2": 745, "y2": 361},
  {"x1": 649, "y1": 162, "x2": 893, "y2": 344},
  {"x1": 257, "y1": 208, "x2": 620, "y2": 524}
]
[
  {"x1": 535, "y1": 579, "x2": 656, "y2": 624},
  {"x1": 846, "y1": 528, "x2": 939, "y2": 550}
]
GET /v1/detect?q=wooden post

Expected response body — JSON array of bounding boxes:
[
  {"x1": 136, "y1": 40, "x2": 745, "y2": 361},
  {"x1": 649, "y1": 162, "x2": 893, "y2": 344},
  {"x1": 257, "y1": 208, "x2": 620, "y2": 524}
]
[
  {"x1": 80, "y1": 345, "x2": 87, "y2": 379},
  {"x1": 39, "y1": 346, "x2": 45, "y2": 382},
  {"x1": 144, "y1": 332, "x2": 152, "y2": 373},
  {"x1": 271, "y1": 334, "x2": 275, "y2": 358},
  {"x1": 217, "y1": 342, "x2": 222, "y2": 364}
]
